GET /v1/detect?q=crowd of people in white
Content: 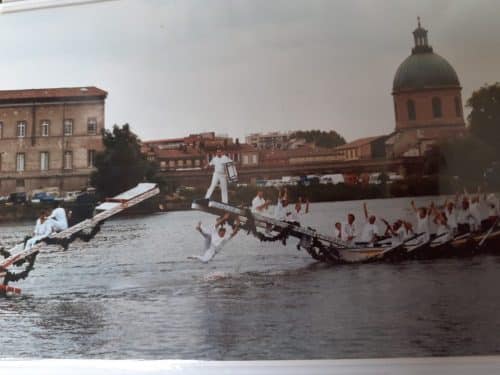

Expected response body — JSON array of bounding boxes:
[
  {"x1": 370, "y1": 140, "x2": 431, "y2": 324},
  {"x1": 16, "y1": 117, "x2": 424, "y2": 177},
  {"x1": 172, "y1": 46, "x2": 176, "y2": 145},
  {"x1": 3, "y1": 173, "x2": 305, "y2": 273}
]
[{"x1": 333, "y1": 188, "x2": 500, "y2": 248}]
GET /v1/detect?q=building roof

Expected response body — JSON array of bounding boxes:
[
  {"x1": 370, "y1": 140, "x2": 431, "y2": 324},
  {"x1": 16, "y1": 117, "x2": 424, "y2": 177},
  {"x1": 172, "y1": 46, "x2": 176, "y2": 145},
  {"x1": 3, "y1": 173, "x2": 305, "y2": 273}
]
[
  {"x1": 335, "y1": 136, "x2": 381, "y2": 150},
  {"x1": 0, "y1": 86, "x2": 108, "y2": 103},
  {"x1": 261, "y1": 147, "x2": 341, "y2": 160},
  {"x1": 155, "y1": 148, "x2": 204, "y2": 159},
  {"x1": 393, "y1": 23, "x2": 460, "y2": 92}
]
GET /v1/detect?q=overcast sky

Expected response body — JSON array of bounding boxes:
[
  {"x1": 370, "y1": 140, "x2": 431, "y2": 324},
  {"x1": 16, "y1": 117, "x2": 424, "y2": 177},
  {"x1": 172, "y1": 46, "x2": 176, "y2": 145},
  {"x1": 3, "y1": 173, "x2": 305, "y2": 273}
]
[{"x1": 0, "y1": 0, "x2": 498, "y2": 142}]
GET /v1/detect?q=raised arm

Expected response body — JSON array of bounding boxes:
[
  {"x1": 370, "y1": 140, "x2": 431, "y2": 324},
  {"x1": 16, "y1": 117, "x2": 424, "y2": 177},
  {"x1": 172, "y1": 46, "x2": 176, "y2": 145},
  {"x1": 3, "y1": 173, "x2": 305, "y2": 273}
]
[
  {"x1": 410, "y1": 200, "x2": 418, "y2": 214},
  {"x1": 305, "y1": 199, "x2": 309, "y2": 214},
  {"x1": 363, "y1": 202, "x2": 369, "y2": 219}
]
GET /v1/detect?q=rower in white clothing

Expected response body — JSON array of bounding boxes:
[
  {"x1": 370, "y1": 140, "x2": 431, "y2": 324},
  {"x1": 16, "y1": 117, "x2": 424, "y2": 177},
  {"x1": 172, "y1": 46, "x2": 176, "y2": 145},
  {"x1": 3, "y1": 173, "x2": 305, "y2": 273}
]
[
  {"x1": 189, "y1": 214, "x2": 240, "y2": 263},
  {"x1": 382, "y1": 219, "x2": 407, "y2": 247},
  {"x1": 411, "y1": 200, "x2": 432, "y2": 242},
  {"x1": 360, "y1": 202, "x2": 379, "y2": 245},
  {"x1": 48, "y1": 202, "x2": 68, "y2": 232},
  {"x1": 25, "y1": 211, "x2": 53, "y2": 250},
  {"x1": 342, "y1": 213, "x2": 357, "y2": 245},
  {"x1": 251, "y1": 190, "x2": 271, "y2": 215},
  {"x1": 204, "y1": 147, "x2": 232, "y2": 204}
]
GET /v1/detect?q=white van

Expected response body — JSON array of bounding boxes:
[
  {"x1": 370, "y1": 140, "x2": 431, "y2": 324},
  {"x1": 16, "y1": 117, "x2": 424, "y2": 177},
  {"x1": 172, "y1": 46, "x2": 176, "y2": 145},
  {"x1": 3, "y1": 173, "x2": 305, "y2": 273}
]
[{"x1": 320, "y1": 174, "x2": 345, "y2": 185}]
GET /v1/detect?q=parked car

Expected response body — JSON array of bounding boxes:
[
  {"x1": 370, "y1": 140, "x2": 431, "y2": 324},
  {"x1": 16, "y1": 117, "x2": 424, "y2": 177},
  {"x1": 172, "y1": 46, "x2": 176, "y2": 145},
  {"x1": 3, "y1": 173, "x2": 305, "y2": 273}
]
[
  {"x1": 320, "y1": 174, "x2": 345, "y2": 185},
  {"x1": 8, "y1": 192, "x2": 27, "y2": 204},
  {"x1": 63, "y1": 191, "x2": 82, "y2": 202},
  {"x1": 31, "y1": 192, "x2": 56, "y2": 203}
]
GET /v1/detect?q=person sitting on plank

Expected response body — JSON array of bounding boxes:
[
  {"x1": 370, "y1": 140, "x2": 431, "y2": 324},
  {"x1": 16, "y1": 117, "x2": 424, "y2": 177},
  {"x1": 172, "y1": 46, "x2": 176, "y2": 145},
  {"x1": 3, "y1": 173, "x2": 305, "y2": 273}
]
[
  {"x1": 25, "y1": 211, "x2": 53, "y2": 250},
  {"x1": 431, "y1": 205, "x2": 451, "y2": 244},
  {"x1": 485, "y1": 193, "x2": 500, "y2": 228},
  {"x1": 188, "y1": 213, "x2": 240, "y2": 263},
  {"x1": 289, "y1": 196, "x2": 309, "y2": 224},
  {"x1": 48, "y1": 201, "x2": 68, "y2": 232},
  {"x1": 359, "y1": 202, "x2": 380, "y2": 245},
  {"x1": 411, "y1": 200, "x2": 432, "y2": 242}
]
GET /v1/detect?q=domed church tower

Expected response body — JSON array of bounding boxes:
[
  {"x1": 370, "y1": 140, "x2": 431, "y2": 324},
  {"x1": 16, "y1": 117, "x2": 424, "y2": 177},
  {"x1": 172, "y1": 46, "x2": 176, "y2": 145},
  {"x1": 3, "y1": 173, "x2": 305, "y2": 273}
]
[{"x1": 386, "y1": 19, "x2": 466, "y2": 158}]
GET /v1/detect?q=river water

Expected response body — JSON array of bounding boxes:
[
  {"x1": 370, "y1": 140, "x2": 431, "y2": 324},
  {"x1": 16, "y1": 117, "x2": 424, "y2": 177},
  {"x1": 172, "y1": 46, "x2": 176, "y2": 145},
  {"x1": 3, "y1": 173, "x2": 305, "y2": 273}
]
[{"x1": 1, "y1": 196, "x2": 500, "y2": 360}]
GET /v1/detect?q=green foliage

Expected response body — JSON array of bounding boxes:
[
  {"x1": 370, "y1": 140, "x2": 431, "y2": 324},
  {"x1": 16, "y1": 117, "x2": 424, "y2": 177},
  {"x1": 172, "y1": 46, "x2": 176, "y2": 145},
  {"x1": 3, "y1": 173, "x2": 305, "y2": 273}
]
[
  {"x1": 91, "y1": 124, "x2": 164, "y2": 198},
  {"x1": 290, "y1": 129, "x2": 346, "y2": 148},
  {"x1": 435, "y1": 135, "x2": 495, "y2": 180},
  {"x1": 467, "y1": 82, "x2": 500, "y2": 155}
]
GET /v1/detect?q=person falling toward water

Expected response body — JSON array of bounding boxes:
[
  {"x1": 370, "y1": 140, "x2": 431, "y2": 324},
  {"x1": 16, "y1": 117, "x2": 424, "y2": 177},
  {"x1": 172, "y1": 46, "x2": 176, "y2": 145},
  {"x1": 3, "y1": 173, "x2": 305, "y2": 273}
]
[
  {"x1": 188, "y1": 213, "x2": 240, "y2": 263},
  {"x1": 204, "y1": 147, "x2": 232, "y2": 204}
]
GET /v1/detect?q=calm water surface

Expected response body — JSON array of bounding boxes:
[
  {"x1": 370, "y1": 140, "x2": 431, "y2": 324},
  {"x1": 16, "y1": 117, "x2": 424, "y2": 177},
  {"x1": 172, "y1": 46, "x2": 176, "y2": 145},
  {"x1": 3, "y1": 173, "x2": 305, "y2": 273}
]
[{"x1": 0, "y1": 196, "x2": 500, "y2": 359}]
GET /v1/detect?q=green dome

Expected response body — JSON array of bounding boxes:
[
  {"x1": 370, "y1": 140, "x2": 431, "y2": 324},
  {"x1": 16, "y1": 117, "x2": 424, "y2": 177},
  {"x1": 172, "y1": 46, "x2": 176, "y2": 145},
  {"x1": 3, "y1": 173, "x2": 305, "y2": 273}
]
[{"x1": 393, "y1": 52, "x2": 460, "y2": 92}]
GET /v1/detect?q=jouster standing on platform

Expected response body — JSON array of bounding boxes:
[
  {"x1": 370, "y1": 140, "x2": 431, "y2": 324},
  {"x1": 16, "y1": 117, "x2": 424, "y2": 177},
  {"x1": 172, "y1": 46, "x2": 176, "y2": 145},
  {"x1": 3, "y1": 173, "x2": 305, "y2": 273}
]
[{"x1": 204, "y1": 147, "x2": 232, "y2": 204}]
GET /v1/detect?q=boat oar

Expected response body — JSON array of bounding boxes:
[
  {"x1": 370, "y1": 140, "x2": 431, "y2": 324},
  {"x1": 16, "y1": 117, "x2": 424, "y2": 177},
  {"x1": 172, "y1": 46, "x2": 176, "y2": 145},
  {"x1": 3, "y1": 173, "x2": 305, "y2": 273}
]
[{"x1": 477, "y1": 217, "x2": 500, "y2": 249}]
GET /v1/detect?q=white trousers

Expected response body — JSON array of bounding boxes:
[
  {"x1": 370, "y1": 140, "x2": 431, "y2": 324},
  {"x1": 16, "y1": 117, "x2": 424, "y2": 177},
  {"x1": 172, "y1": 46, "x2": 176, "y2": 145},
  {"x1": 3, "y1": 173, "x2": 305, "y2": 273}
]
[
  {"x1": 49, "y1": 218, "x2": 68, "y2": 232},
  {"x1": 205, "y1": 173, "x2": 228, "y2": 203},
  {"x1": 24, "y1": 235, "x2": 46, "y2": 250}
]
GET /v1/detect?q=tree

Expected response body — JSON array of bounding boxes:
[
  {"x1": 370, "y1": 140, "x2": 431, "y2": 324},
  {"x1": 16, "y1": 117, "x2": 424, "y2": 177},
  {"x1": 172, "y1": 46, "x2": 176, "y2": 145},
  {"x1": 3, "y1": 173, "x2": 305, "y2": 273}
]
[
  {"x1": 290, "y1": 129, "x2": 346, "y2": 148},
  {"x1": 467, "y1": 82, "x2": 500, "y2": 155},
  {"x1": 91, "y1": 124, "x2": 164, "y2": 198},
  {"x1": 436, "y1": 135, "x2": 495, "y2": 180}
]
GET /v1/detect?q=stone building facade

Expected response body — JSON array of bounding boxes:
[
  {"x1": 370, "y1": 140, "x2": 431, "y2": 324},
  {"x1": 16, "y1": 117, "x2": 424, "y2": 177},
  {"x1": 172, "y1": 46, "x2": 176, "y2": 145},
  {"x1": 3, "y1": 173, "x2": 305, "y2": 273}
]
[{"x1": 0, "y1": 87, "x2": 107, "y2": 196}]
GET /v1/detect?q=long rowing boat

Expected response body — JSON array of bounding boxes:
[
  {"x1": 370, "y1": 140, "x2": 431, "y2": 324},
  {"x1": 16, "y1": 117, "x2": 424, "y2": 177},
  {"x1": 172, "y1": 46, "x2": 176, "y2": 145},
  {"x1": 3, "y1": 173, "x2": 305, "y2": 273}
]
[{"x1": 192, "y1": 199, "x2": 500, "y2": 265}]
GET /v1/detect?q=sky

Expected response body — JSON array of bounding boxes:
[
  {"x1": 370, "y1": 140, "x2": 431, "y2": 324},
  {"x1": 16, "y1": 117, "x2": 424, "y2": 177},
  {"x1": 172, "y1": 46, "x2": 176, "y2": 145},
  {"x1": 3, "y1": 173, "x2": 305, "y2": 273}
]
[{"x1": 0, "y1": 0, "x2": 499, "y2": 142}]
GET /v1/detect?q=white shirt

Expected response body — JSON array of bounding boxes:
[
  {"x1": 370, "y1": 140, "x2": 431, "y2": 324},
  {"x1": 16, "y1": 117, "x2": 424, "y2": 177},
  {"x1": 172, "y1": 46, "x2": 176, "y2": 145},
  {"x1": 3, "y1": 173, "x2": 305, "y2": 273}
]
[
  {"x1": 343, "y1": 222, "x2": 356, "y2": 242},
  {"x1": 417, "y1": 214, "x2": 430, "y2": 242},
  {"x1": 209, "y1": 228, "x2": 229, "y2": 250},
  {"x1": 361, "y1": 223, "x2": 379, "y2": 243},
  {"x1": 50, "y1": 207, "x2": 68, "y2": 230},
  {"x1": 446, "y1": 207, "x2": 458, "y2": 229},
  {"x1": 487, "y1": 195, "x2": 499, "y2": 217},
  {"x1": 251, "y1": 196, "x2": 266, "y2": 213},
  {"x1": 391, "y1": 226, "x2": 407, "y2": 246},
  {"x1": 470, "y1": 202, "x2": 482, "y2": 224},
  {"x1": 34, "y1": 219, "x2": 53, "y2": 238},
  {"x1": 209, "y1": 155, "x2": 232, "y2": 175},
  {"x1": 274, "y1": 201, "x2": 292, "y2": 221},
  {"x1": 334, "y1": 227, "x2": 342, "y2": 239}
]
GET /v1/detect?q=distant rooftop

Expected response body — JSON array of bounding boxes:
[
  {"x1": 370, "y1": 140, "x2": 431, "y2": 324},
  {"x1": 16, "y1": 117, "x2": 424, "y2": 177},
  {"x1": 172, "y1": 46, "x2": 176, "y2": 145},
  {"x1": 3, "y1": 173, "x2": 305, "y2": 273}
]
[{"x1": 0, "y1": 86, "x2": 108, "y2": 103}]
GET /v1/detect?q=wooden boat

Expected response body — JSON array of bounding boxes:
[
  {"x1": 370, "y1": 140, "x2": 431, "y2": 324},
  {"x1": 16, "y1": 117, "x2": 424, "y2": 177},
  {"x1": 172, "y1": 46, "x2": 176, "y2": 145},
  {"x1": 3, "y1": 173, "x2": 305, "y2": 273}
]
[
  {"x1": 0, "y1": 183, "x2": 160, "y2": 295},
  {"x1": 192, "y1": 199, "x2": 500, "y2": 265},
  {"x1": 192, "y1": 200, "x2": 407, "y2": 264}
]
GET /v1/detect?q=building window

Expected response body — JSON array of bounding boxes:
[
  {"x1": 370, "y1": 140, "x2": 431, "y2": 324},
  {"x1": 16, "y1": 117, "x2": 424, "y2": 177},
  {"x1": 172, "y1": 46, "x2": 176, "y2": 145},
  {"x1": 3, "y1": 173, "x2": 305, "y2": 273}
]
[
  {"x1": 17, "y1": 121, "x2": 26, "y2": 138},
  {"x1": 432, "y1": 97, "x2": 442, "y2": 118},
  {"x1": 63, "y1": 119, "x2": 73, "y2": 136},
  {"x1": 177, "y1": 160, "x2": 183, "y2": 167},
  {"x1": 40, "y1": 120, "x2": 50, "y2": 137},
  {"x1": 243, "y1": 155, "x2": 249, "y2": 165},
  {"x1": 455, "y1": 97, "x2": 462, "y2": 117},
  {"x1": 16, "y1": 153, "x2": 25, "y2": 171},
  {"x1": 64, "y1": 151, "x2": 73, "y2": 170},
  {"x1": 194, "y1": 159, "x2": 200, "y2": 167},
  {"x1": 87, "y1": 118, "x2": 97, "y2": 135},
  {"x1": 186, "y1": 159, "x2": 192, "y2": 167},
  {"x1": 407, "y1": 100, "x2": 416, "y2": 121},
  {"x1": 40, "y1": 152, "x2": 50, "y2": 171},
  {"x1": 169, "y1": 160, "x2": 175, "y2": 168},
  {"x1": 160, "y1": 161, "x2": 166, "y2": 170},
  {"x1": 251, "y1": 154, "x2": 258, "y2": 164},
  {"x1": 88, "y1": 149, "x2": 96, "y2": 167}
]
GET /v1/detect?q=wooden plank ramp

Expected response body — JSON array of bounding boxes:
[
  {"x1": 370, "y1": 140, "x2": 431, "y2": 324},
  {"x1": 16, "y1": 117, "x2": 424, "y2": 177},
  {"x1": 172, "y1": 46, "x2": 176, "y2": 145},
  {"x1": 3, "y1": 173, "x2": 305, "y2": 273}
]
[{"x1": 0, "y1": 183, "x2": 159, "y2": 294}]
